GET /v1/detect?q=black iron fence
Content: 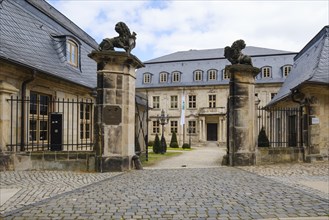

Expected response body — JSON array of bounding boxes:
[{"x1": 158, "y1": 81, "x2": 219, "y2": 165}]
[
  {"x1": 257, "y1": 106, "x2": 302, "y2": 148},
  {"x1": 7, "y1": 96, "x2": 94, "y2": 152}
]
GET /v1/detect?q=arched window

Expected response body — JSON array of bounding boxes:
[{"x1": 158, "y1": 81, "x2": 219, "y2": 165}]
[
  {"x1": 222, "y1": 69, "x2": 230, "y2": 80},
  {"x1": 159, "y1": 72, "x2": 168, "y2": 83},
  {"x1": 261, "y1": 66, "x2": 272, "y2": 78},
  {"x1": 194, "y1": 70, "x2": 203, "y2": 81},
  {"x1": 66, "y1": 39, "x2": 79, "y2": 67},
  {"x1": 172, "y1": 71, "x2": 181, "y2": 82},
  {"x1": 282, "y1": 65, "x2": 292, "y2": 77},
  {"x1": 143, "y1": 73, "x2": 151, "y2": 84},
  {"x1": 208, "y1": 69, "x2": 217, "y2": 80}
]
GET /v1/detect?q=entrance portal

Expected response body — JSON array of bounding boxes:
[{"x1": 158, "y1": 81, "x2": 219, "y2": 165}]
[{"x1": 207, "y1": 123, "x2": 218, "y2": 141}]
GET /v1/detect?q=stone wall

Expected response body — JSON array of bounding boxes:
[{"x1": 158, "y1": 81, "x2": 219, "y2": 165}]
[{"x1": 256, "y1": 147, "x2": 304, "y2": 165}]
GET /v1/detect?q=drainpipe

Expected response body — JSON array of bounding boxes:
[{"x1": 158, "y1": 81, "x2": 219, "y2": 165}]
[
  {"x1": 291, "y1": 89, "x2": 306, "y2": 161},
  {"x1": 20, "y1": 70, "x2": 36, "y2": 151}
]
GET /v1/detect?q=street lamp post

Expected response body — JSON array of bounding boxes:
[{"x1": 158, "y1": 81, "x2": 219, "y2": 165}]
[{"x1": 157, "y1": 109, "x2": 169, "y2": 154}]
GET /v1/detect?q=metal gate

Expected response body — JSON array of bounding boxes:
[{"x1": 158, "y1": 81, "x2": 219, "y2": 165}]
[{"x1": 257, "y1": 106, "x2": 303, "y2": 148}]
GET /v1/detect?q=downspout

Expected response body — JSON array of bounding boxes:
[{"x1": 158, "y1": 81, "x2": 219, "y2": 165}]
[
  {"x1": 291, "y1": 89, "x2": 306, "y2": 161},
  {"x1": 20, "y1": 70, "x2": 36, "y2": 151}
]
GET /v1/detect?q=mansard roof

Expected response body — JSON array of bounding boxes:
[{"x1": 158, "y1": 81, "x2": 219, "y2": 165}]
[
  {"x1": 268, "y1": 25, "x2": 329, "y2": 105},
  {"x1": 145, "y1": 47, "x2": 296, "y2": 64},
  {"x1": 136, "y1": 47, "x2": 297, "y2": 89},
  {"x1": 0, "y1": 0, "x2": 98, "y2": 88}
]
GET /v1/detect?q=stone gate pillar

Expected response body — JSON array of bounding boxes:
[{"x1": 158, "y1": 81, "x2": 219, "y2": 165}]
[
  {"x1": 227, "y1": 64, "x2": 260, "y2": 166},
  {"x1": 88, "y1": 51, "x2": 144, "y2": 172}
]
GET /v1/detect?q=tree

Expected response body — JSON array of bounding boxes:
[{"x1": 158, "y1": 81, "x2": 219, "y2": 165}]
[
  {"x1": 170, "y1": 132, "x2": 179, "y2": 148},
  {"x1": 258, "y1": 127, "x2": 270, "y2": 147},
  {"x1": 153, "y1": 134, "x2": 161, "y2": 154}
]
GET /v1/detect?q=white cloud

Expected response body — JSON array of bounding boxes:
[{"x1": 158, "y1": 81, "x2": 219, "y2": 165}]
[{"x1": 47, "y1": 0, "x2": 328, "y2": 61}]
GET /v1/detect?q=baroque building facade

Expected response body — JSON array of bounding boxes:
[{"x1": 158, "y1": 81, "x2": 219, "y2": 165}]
[{"x1": 136, "y1": 47, "x2": 297, "y2": 146}]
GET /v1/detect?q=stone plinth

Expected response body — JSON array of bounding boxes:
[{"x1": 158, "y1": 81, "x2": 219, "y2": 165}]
[
  {"x1": 88, "y1": 51, "x2": 144, "y2": 172},
  {"x1": 227, "y1": 64, "x2": 260, "y2": 166}
]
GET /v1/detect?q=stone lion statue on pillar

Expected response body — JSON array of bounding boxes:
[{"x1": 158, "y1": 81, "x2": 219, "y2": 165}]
[
  {"x1": 224, "y1": 39, "x2": 253, "y2": 66},
  {"x1": 98, "y1": 22, "x2": 136, "y2": 55}
]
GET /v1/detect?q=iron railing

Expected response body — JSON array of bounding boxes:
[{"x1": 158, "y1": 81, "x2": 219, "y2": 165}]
[
  {"x1": 7, "y1": 96, "x2": 94, "y2": 152},
  {"x1": 257, "y1": 106, "x2": 302, "y2": 148}
]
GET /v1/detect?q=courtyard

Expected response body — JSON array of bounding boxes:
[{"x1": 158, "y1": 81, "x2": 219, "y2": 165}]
[{"x1": 0, "y1": 146, "x2": 328, "y2": 220}]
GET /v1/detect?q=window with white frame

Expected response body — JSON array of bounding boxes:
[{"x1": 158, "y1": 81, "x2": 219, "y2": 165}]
[
  {"x1": 208, "y1": 69, "x2": 217, "y2": 80},
  {"x1": 172, "y1": 71, "x2": 180, "y2": 82},
  {"x1": 143, "y1": 73, "x2": 151, "y2": 83},
  {"x1": 152, "y1": 121, "x2": 160, "y2": 134},
  {"x1": 160, "y1": 72, "x2": 168, "y2": 83},
  {"x1": 209, "y1": 94, "x2": 216, "y2": 108},
  {"x1": 188, "y1": 95, "x2": 196, "y2": 109},
  {"x1": 152, "y1": 96, "x2": 160, "y2": 109},
  {"x1": 188, "y1": 120, "x2": 196, "y2": 134},
  {"x1": 283, "y1": 65, "x2": 292, "y2": 77},
  {"x1": 262, "y1": 67, "x2": 271, "y2": 78},
  {"x1": 170, "y1": 120, "x2": 178, "y2": 133},
  {"x1": 66, "y1": 39, "x2": 79, "y2": 67},
  {"x1": 80, "y1": 102, "x2": 92, "y2": 140},
  {"x1": 170, "y1": 95, "x2": 178, "y2": 109},
  {"x1": 194, "y1": 70, "x2": 203, "y2": 81},
  {"x1": 223, "y1": 69, "x2": 230, "y2": 80},
  {"x1": 29, "y1": 92, "x2": 50, "y2": 144}
]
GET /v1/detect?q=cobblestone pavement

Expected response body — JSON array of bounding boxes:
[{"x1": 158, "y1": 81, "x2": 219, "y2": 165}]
[
  {"x1": 0, "y1": 171, "x2": 121, "y2": 215},
  {"x1": 239, "y1": 161, "x2": 329, "y2": 201},
  {"x1": 1, "y1": 166, "x2": 328, "y2": 220}
]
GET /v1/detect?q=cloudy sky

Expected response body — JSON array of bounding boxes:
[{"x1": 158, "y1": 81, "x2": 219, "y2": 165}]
[{"x1": 47, "y1": 0, "x2": 328, "y2": 62}]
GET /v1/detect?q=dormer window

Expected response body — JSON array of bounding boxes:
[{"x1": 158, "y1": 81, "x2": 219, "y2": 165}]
[
  {"x1": 261, "y1": 66, "x2": 272, "y2": 78},
  {"x1": 172, "y1": 71, "x2": 181, "y2": 83},
  {"x1": 143, "y1": 73, "x2": 152, "y2": 84},
  {"x1": 282, "y1": 65, "x2": 292, "y2": 77},
  {"x1": 160, "y1": 72, "x2": 168, "y2": 83},
  {"x1": 66, "y1": 39, "x2": 79, "y2": 67},
  {"x1": 194, "y1": 70, "x2": 203, "y2": 81},
  {"x1": 222, "y1": 69, "x2": 230, "y2": 80},
  {"x1": 208, "y1": 69, "x2": 217, "y2": 81}
]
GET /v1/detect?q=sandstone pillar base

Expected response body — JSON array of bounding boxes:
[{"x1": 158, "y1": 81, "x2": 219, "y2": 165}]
[{"x1": 99, "y1": 156, "x2": 131, "y2": 172}]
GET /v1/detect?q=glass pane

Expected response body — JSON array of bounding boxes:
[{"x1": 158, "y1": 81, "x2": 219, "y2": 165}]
[{"x1": 30, "y1": 93, "x2": 37, "y2": 114}]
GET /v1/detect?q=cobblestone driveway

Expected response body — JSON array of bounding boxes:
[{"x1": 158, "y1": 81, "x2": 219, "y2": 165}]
[{"x1": 1, "y1": 167, "x2": 328, "y2": 220}]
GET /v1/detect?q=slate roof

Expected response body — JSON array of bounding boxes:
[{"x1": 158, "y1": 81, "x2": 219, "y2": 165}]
[
  {"x1": 136, "y1": 47, "x2": 297, "y2": 89},
  {"x1": 0, "y1": 0, "x2": 98, "y2": 89},
  {"x1": 268, "y1": 26, "x2": 329, "y2": 106},
  {"x1": 145, "y1": 47, "x2": 295, "y2": 63}
]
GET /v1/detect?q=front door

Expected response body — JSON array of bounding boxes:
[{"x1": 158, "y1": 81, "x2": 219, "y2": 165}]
[{"x1": 207, "y1": 123, "x2": 218, "y2": 141}]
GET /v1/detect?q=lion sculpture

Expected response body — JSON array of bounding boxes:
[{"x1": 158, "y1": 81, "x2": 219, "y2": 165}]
[
  {"x1": 98, "y1": 22, "x2": 136, "y2": 55},
  {"x1": 224, "y1": 39, "x2": 252, "y2": 66}
]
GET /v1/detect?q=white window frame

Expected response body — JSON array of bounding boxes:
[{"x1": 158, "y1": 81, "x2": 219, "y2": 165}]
[
  {"x1": 152, "y1": 96, "x2": 160, "y2": 109},
  {"x1": 160, "y1": 72, "x2": 168, "y2": 83},
  {"x1": 188, "y1": 95, "x2": 196, "y2": 109},
  {"x1": 152, "y1": 121, "x2": 160, "y2": 134},
  {"x1": 143, "y1": 73, "x2": 151, "y2": 84},
  {"x1": 172, "y1": 71, "x2": 181, "y2": 83},
  {"x1": 283, "y1": 65, "x2": 292, "y2": 77},
  {"x1": 194, "y1": 70, "x2": 203, "y2": 81},
  {"x1": 188, "y1": 120, "x2": 196, "y2": 134},
  {"x1": 262, "y1": 66, "x2": 272, "y2": 78},
  {"x1": 170, "y1": 120, "x2": 178, "y2": 134},
  {"x1": 66, "y1": 39, "x2": 79, "y2": 67},
  {"x1": 208, "y1": 69, "x2": 217, "y2": 80},
  {"x1": 209, "y1": 94, "x2": 216, "y2": 108},
  {"x1": 223, "y1": 69, "x2": 230, "y2": 80},
  {"x1": 170, "y1": 95, "x2": 178, "y2": 109}
]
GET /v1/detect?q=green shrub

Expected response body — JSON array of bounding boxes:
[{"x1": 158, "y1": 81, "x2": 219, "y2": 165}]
[
  {"x1": 182, "y1": 143, "x2": 190, "y2": 149},
  {"x1": 170, "y1": 132, "x2": 179, "y2": 148},
  {"x1": 153, "y1": 134, "x2": 161, "y2": 154},
  {"x1": 148, "y1": 141, "x2": 154, "y2": 147},
  {"x1": 258, "y1": 127, "x2": 270, "y2": 147},
  {"x1": 161, "y1": 136, "x2": 167, "y2": 153}
]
